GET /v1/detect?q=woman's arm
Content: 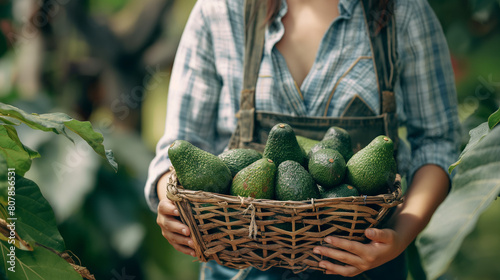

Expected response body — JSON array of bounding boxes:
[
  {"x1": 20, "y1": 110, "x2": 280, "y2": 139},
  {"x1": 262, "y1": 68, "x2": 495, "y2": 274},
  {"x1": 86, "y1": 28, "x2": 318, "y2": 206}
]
[
  {"x1": 144, "y1": 0, "x2": 221, "y2": 213},
  {"x1": 148, "y1": 0, "x2": 224, "y2": 257},
  {"x1": 313, "y1": 164, "x2": 449, "y2": 276},
  {"x1": 313, "y1": 0, "x2": 460, "y2": 276}
]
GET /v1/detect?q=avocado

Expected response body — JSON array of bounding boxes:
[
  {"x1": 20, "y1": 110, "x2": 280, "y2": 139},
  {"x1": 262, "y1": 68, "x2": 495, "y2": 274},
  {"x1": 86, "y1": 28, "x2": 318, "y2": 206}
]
[
  {"x1": 322, "y1": 126, "x2": 351, "y2": 143},
  {"x1": 275, "y1": 160, "x2": 320, "y2": 201},
  {"x1": 345, "y1": 135, "x2": 397, "y2": 195},
  {"x1": 320, "y1": 184, "x2": 360, "y2": 198},
  {"x1": 168, "y1": 140, "x2": 232, "y2": 194},
  {"x1": 296, "y1": 135, "x2": 320, "y2": 156},
  {"x1": 322, "y1": 126, "x2": 353, "y2": 160},
  {"x1": 263, "y1": 123, "x2": 306, "y2": 167},
  {"x1": 218, "y1": 148, "x2": 262, "y2": 177},
  {"x1": 231, "y1": 158, "x2": 276, "y2": 199},
  {"x1": 308, "y1": 138, "x2": 353, "y2": 161},
  {"x1": 308, "y1": 148, "x2": 346, "y2": 189}
]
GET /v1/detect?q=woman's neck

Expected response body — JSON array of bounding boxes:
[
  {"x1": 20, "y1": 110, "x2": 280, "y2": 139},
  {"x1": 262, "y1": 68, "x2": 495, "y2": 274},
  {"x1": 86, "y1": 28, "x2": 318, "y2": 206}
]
[{"x1": 276, "y1": 0, "x2": 340, "y2": 88}]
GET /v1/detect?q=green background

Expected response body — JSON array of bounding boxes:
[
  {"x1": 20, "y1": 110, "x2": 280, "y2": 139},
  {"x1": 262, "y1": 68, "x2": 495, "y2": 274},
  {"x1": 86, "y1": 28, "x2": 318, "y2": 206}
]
[{"x1": 0, "y1": 0, "x2": 499, "y2": 279}]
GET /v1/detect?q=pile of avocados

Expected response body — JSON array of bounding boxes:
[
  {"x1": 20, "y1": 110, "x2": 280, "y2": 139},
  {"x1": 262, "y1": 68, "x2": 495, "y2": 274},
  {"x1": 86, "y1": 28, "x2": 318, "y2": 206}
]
[{"x1": 168, "y1": 123, "x2": 397, "y2": 201}]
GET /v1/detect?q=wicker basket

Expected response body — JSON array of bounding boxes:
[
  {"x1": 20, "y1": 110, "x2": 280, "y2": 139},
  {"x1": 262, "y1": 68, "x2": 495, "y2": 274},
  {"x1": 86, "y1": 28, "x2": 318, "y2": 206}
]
[{"x1": 166, "y1": 169, "x2": 404, "y2": 273}]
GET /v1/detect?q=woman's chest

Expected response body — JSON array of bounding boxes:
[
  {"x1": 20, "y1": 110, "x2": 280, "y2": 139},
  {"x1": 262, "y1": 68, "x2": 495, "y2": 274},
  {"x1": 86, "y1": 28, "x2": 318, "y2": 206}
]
[
  {"x1": 254, "y1": 12, "x2": 380, "y2": 117},
  {"x1": 275, "y1": 0, "x2": 340, "y2": 87}
]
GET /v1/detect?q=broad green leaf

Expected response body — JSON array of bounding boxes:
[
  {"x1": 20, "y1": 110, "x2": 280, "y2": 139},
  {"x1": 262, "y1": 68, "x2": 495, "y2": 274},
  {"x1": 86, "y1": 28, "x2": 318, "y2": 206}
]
[
  {"x1": 448, "y1": 122, "x2": 489, "y2": 173},
  {"x1": 0, "y1": 241, "x2": 82, "y2": 280},
  {"x1": 487, "y1": 107, "x2": 500, "y2": 129},
  {"x1": 64, "y1": 120, "x2": 118, "y2": 172},
  {"x1": 417, "y1": 126, "x2": 500, "y2": 280},
  {"x1": 0, "y1": 103, "x2": 117, "y2": 171},
  {"x1": 10, "y1": 176, "x2": 66, "y2": 252},
  {"x1": 407, "y1": 241, "x2": 426, "y2": 280},
  {"x1": 0, "y1": 154, "x2": 7, "y2": 206},
  {"x1": 0, "y1": 125, "x2": 41, "y2": 176},
  {"x1": 0, "y1": 103, "x2": 73, "y2": 137},
  {"x1": 0, "y1": 117, "x2": 19, "y2": 125}
]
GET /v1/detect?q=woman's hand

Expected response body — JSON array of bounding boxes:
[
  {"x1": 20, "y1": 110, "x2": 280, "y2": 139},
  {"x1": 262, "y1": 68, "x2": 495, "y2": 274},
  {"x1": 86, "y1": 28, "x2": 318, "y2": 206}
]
[
  {"x1": 313, "y1": 165, "x2": 450, "y2": 276},
  {"x1": 156, "y1": 171, "x2": 196, "y2": 257},
  {"x1": 313, "y1": 228, "x2": 405, "y2": 277}
]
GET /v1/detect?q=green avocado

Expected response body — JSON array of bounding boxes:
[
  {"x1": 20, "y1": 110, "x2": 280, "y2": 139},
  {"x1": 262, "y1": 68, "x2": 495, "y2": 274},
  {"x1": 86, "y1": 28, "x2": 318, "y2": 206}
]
[
  {"x1": 263, "y1": 123, "x2": 306, "y2": 167},
  {"x1": 168, "y1": 140, "x2": 232, "y2": 194},
  {"x1": 296, "y1": 135, "x2": 320, "y2": 157},
  {"x1": 322, "y1": 126, "x2": 351, "y2": 143},
  {"x1": 218, "y1": 148, "x2": 262, "y2": 177},
  {"x1": 231, "y1": 158, "x2": 276, "y2": 199},
  {"x1": 320, "y1": 184, "x2": 360, "y2": 198},
  {"x1": 308, "y1": 127, "x2": 354, "y2": 162},
  {"x1": 345, "y1": 135, "x2": 397, "y2": 195},
  {"x1": 275, "y1": 160, "x2": 320, "y2": 201},
  {"x1": 308, "y1": 148, "x2": 346, "y2": 189}
]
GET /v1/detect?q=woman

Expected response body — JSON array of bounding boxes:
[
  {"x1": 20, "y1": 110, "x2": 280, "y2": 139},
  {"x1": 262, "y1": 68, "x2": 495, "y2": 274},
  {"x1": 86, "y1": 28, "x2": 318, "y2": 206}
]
[{"x1": 146, "y1": 0, "x2": 460, "y2": 279}]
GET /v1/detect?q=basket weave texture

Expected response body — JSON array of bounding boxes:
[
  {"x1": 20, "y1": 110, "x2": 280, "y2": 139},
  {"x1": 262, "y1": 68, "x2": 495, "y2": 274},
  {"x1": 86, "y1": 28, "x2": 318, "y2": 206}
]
[{"x1": 166, "y1": 170, "x2": 404, "y2": 273}]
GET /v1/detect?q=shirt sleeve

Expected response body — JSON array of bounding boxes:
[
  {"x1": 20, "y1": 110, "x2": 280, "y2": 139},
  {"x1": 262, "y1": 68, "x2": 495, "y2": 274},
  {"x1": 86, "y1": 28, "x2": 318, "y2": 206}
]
[
  {"x1": 398, "y1": 0, "x2": 462, "y2": 185},
  {"x1": 144, "y1": 0, "x2": 222, "y2": 212}
]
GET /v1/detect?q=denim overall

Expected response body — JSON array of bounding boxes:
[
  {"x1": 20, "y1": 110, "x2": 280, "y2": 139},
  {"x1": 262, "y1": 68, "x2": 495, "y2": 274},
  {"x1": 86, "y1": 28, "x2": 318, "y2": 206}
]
[{"x1": 200, "y1": 0, "x2": 406, "y2": 279}]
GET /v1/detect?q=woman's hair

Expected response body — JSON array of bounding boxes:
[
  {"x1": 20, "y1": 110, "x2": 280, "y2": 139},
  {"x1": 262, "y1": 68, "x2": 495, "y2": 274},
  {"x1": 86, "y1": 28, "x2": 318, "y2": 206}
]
[{"x1": 266, "y1": 0, "x2": 281, "y2": 24}]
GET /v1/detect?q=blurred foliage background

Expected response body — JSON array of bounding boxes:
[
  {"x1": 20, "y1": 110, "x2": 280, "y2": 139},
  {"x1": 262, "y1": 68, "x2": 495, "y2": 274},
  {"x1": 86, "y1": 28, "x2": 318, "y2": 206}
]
[{"x1": 0, "y1": 0, "x2": 499, "y2": 279}]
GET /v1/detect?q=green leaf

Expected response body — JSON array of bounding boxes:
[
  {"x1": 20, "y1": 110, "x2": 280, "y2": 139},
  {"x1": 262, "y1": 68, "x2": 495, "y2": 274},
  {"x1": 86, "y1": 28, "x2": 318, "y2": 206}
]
[
  {"x1": 9, "y1": 176, "x2": 66, "y2": 252},
  {"x1": 0, "y1": 103, "x2": 117, "y2": 171},
  {"x1": 448, "y1": 122, "x2": 489, "y2": 173},
  {"x1": 0, "y1": 103, "x2": 73, "y2": 137},
  {"x1": 407, "y1": 240, "x2": 427, "y2": 280},
  {"x1": 0, "y1": 154, "x2": 7, "y2": 206},
  {"x1": 64, "y1": 120, "x2": 118, "y2": 172},
  {"x1": 0, "y1": 117, "x2": 19, "y2": 125},
  {"x1": 417, "y1": 126, "x2": 500, "y2": 280},
  {"x1": 0, "y1": 241, "x2": 82, "y2": 280},
  {"x1": 487, "y1": 107, "x2": 500, "y2": 129},
  {"x1": 0, "y1": 125, "x2": 41, "y2": 176}
]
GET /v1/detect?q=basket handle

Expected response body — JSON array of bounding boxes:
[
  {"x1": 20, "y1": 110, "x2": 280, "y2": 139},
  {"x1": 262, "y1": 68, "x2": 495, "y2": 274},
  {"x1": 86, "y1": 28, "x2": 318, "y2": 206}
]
[{"x1": 166, "y1": 169, "x2": 183, "y2": 202}]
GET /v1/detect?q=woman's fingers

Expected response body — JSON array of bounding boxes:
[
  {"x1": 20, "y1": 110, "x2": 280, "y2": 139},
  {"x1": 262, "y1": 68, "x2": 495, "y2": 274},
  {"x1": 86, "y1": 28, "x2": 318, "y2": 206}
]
[
  {"x1": 162, "y1": 227, "x2": 196, "y2": 255},
  {"x1": 318, "y1": 260, "x2": 361, "y2": 277},
  {"x1": 156, "y1": 198, "x2": 197, "y2": 257},
  {"x1": 160, "y1": 216, "x2": 191, "y2": 244},
  {"x1": 171, "y1": 242, "x2": 196, "y2": 257},
  {"x1": 323, "y1": 236, "x2": 364, "y2": 256},
  {"x1": 157, "y1": 200, "x2": 191, "y2": 236},
  {"x1": 158, "y1": 214, "x2": 191, "y2": 237},
  {"x1": 314, "y1": 231, "x2": 400, "y2": 275},
  {"x1": 158, "y1": 198, "x2": 180, "y2": 216},
  {"x1": 365, "y1": 228, "x2": 394, "y2": 244},
  {"x1": 313, "y1": 246, "x2": 362, "y2": 267}
]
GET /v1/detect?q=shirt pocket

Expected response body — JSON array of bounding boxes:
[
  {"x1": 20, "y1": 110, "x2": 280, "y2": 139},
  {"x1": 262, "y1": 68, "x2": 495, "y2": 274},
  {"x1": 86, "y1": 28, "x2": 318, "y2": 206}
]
[{"x1": 325, "y1": 57, "x2": 379, "y2": 117}]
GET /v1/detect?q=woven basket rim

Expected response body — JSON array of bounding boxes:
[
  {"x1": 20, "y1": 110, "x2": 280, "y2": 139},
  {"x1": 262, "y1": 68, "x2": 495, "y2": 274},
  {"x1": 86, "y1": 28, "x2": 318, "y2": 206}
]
[{"x1": 166, "y1": 170, "x2": 404, "y2": 208}]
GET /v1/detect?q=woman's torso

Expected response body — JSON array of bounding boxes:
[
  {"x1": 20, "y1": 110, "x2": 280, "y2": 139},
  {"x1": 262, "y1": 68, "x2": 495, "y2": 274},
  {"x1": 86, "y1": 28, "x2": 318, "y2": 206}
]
[{"x1": 201, "y1": 0, "x2": 408, "y2": 132}]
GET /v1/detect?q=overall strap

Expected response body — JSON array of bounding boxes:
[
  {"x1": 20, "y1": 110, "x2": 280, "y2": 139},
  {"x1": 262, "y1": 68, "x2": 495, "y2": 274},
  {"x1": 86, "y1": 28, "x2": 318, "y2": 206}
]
[
  {"x1": 238, "y1": 0, "x2": 267, "y2": 142},
  {"x1": 360, "y1": 0, "x2": 398, "y2": 114}
]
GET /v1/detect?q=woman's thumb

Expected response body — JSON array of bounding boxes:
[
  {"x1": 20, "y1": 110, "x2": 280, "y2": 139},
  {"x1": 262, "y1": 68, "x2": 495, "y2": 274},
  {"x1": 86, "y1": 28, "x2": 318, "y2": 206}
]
[{"x1": 365, "y1": 228, "x2": 393, "y2": 243}]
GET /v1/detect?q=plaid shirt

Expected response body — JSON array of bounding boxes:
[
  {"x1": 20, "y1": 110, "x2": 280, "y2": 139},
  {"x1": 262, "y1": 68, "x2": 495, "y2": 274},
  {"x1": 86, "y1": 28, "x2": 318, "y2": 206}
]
[{"x1": 145, "y1": 0, "x2": 461, "y2": 212}]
